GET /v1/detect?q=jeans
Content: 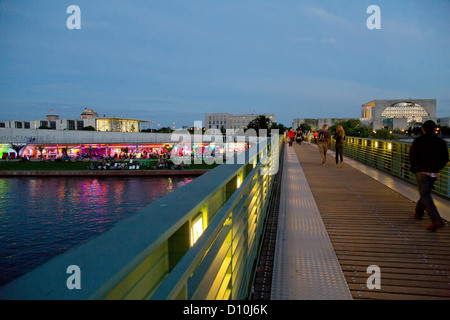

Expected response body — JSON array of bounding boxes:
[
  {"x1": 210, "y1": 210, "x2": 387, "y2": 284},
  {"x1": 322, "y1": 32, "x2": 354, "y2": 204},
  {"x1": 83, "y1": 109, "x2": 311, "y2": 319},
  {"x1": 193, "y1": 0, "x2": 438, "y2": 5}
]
[
  {"x1": 335, "y1": 144, "x2": 343, "y2": 164},
  {"x1": 415, "y1": 172, "x2": 442, "y2": 223}
]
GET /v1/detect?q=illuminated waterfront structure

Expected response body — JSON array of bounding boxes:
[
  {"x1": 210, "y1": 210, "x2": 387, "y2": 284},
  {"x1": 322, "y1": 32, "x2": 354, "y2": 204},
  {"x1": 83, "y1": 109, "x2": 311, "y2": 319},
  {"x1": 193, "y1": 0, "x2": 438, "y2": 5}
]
[
  {"x1": 18, "y1": 141, "x2": 248, "y2": 161},
  {"x1": 0, "y1": 127, "x2": 249, "y2": 160}
]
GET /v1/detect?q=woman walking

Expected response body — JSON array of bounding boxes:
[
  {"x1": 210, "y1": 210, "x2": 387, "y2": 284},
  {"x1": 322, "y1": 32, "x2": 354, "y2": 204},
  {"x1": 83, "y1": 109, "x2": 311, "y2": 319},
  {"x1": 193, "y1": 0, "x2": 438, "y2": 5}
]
[{"x1": 334, "y1": 125, "x2": 346, "y2": 167}]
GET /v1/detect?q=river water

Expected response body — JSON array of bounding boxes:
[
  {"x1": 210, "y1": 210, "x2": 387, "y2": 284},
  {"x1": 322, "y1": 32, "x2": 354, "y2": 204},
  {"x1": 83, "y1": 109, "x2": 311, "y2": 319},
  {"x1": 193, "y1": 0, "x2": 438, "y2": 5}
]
[{"x1": 0, "y1": 175, "x2": 194, "y2": 287}]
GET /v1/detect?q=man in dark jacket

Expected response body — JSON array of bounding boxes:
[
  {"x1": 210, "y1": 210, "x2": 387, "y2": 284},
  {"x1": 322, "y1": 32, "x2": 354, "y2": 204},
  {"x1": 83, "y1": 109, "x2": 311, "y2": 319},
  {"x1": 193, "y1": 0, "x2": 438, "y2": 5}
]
[{"x1": 409, "y1": 120, "x2": 449, "y2": 231}]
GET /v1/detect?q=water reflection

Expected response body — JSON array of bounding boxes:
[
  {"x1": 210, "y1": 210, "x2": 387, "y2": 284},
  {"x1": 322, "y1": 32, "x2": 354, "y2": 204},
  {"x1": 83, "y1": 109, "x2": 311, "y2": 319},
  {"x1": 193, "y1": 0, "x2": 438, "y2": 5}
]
[{"x1": 0, "y1": 176, "x2": 194, "y2": 287}]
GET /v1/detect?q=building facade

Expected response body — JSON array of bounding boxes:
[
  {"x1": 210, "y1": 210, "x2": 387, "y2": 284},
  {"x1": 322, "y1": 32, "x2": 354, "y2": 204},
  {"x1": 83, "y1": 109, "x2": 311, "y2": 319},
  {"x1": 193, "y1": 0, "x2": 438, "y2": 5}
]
[
  {"x1": 0, "y1": 108, "x2": 153, "y2": 133},
  {"x1": 438, "y1": 117, "x2": 450, "y2": 127},
  {"x1": 205, "y1": 113, "x2": 276, "y2": 130},
  {"x1": 361, "y1": 99, "x2": 437, "y2": 130}
]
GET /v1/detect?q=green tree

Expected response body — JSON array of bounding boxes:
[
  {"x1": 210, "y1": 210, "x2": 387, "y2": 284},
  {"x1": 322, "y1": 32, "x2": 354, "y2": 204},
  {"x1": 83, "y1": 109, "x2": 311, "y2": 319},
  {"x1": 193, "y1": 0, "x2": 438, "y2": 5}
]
[
  {"x1": 82, "y1": 125, "x2": 96, "y2": 131},
  {"x1": 246, "y1": 115, "x2": 273, "y2": 135},
  {"x1": 156, "y1": 127, "x2": 173, "y2": 133},
  {"x1": 270, "y1": 122, "x2": 288, "y2": 135},
  {"x1": 330, "y1": 119, "x2": 370, "y2": 137},
  {"x1": 372, "y1": 128, "x2": 398, "y2": 140},
  {"x1": 296, "y1": 123, "x2": 311, "y2": 132}
]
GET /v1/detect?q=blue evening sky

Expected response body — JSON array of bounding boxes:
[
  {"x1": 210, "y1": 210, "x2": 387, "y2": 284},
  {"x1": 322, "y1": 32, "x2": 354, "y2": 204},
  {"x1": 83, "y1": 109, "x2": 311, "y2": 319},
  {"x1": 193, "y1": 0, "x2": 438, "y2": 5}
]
[{"x1": 1, "y1": 0, "x2": 449, "y2": 128}]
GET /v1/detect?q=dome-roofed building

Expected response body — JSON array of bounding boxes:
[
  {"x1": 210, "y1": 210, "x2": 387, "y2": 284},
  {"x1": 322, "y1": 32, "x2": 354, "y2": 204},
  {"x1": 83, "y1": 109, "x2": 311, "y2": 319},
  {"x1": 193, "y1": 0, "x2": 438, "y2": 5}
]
[
  {"x1": 361, "y1": 99, "x2": 437, "y2": 130},
  {"x1": 80, "y1": 108, "x2": 99, "y2": 119}
]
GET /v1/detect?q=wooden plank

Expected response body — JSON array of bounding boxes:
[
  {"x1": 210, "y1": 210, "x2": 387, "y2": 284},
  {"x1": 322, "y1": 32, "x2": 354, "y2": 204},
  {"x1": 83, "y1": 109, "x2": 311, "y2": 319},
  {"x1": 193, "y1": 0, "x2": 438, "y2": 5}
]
[{"x1": 293, "y1": 143, "x2": 450, "y2": 300}]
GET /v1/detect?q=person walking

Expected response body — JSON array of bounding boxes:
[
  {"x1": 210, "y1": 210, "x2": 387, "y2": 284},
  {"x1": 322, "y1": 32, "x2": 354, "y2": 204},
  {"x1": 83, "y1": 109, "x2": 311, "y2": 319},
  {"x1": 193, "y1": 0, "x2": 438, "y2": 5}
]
[
  {"x1": 313, "y1": 130, "x2": 318, "y2": 144},
  {"x1": 409, "y1": 120, "x2": 449, "y2": 231},
  {"x1": 317, "y1": 124, "x2": 331, "y2": 166},
  {"x1": 288, "y1": 129, "x2": 295, "y2": 147},
  {"x1": 296, "y1": 129, "x2": 304, "y2": 146},
  {"x1": 334, "y1": 125, "x2": 346, "y2": 167}
]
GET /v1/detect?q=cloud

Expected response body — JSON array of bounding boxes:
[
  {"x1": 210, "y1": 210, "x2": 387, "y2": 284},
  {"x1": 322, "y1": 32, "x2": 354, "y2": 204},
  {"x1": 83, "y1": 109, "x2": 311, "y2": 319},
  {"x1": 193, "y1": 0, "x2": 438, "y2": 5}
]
[{"x1": 301, "y1": 6, "x2": 351, "y2": 27}]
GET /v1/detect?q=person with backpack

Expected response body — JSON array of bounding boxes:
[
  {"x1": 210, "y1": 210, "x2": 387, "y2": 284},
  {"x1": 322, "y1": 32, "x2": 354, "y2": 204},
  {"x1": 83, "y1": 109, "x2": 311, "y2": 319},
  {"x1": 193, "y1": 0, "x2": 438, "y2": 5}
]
[
  {"x1": 409, "y1": 120, "x2": 449, "y2": 231},
  {"x1": 317, "y1": 124, "x2": 331, "y2": 166},
  {"x1": 334, "y1": 125, "x2": 346, "y2": 167}
]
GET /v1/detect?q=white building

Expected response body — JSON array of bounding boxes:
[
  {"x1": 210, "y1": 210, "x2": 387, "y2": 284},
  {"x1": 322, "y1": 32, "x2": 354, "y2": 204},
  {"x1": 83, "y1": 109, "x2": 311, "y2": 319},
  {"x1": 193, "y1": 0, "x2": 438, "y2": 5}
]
[
  {"x1": 0, "y1": 108, "x2": 153, "y2": 133},
  {"x1": 205, "y1": 113, "x2": 276, "y2": 130}
]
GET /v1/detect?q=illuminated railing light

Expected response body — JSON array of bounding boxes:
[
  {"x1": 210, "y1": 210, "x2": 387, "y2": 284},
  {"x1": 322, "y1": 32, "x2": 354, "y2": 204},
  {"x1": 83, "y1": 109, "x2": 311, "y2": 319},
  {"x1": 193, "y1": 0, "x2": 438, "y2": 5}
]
[{"x1": 191, "y1": 215, "x2": 203, "y2": 247}]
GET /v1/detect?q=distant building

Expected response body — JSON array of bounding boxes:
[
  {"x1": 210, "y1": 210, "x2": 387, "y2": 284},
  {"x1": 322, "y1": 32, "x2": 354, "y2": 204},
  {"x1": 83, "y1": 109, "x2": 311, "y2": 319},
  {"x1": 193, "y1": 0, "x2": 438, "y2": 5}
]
[
  {"x1": 0, "y1": 108, "x2": 153, "y2": 133},
  {"x1": 361, "y1": 99, "x2": 437, "y2": 130},
  {"x1": 438, "y1": 117, "x2": 450, "y2": 127},
  {"x1": 292, "y1": 118, "x2": 356, "y2": 131},
  {"x1": 205, "y1": 113, "x2": 276, "y2": 130}
]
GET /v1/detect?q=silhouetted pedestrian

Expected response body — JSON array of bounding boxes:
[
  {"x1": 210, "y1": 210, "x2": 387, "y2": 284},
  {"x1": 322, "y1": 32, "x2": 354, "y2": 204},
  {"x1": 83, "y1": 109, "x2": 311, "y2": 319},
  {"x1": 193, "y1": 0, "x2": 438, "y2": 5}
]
[{"x1": 409, "y1": 120, "x2": 449, "y2": 231}]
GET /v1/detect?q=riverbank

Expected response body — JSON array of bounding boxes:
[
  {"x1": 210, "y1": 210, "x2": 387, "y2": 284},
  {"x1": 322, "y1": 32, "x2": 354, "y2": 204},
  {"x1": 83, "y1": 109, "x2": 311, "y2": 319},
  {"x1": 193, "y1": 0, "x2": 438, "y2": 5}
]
[
  {"x1": 0, "y1": 158, "x2": 217, "y2": 176},
  {"x1": 0, "y1": 169, "x2": 207, "y2": 176}
]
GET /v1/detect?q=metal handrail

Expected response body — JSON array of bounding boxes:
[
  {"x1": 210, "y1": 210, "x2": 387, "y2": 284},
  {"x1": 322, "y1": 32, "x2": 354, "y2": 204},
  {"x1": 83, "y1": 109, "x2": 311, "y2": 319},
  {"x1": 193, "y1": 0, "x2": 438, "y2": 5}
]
[
  {"x1": 331, "y1": 136, "x2": 450, "y2": 198},
  {"x1": 151, "y1": 136, "x2": 282, "y2": 300}
]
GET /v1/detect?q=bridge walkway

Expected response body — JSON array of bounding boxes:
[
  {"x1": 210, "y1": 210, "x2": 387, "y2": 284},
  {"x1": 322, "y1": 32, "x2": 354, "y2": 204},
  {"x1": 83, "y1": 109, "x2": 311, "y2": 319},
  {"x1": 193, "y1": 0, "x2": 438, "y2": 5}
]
[{"x1": 271, "y1": 142, "x2": 450, "y2": 300}]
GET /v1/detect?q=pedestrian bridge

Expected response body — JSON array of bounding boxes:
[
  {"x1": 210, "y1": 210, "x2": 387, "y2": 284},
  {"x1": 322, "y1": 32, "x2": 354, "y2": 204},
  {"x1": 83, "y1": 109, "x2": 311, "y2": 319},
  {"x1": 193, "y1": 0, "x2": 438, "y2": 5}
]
[
  {"x1": 258, "y1": 142, "x2": 450, "y2": 300},
  {"x1": 1, "y1": 136, "x2": 449, "y2": 300}
]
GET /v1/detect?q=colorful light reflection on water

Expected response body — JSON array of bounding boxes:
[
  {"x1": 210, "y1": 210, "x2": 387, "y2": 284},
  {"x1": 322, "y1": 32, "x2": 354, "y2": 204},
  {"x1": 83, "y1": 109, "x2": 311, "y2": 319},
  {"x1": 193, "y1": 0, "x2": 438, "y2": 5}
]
[{"x1": 0, "y1": 176, "x2": 194, "y2": 287}]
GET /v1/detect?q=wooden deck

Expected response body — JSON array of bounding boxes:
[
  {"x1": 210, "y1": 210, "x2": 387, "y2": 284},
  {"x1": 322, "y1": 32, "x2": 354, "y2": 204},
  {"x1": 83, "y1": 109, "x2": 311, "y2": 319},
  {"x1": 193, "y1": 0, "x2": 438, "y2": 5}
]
[{"x1": 291, "y1": 142, "x2": 450, "y2": 300}]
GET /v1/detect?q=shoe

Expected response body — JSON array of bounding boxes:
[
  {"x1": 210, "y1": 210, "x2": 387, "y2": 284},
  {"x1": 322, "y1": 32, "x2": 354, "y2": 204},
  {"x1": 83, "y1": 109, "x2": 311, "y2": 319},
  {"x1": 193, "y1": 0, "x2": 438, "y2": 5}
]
[
  {"x1": 413, "y1": 214, "x2": 423, "y2": 220},
  {"x1": 339, "y1": 162, "x2": 343, "y2": 168},
  {"x1": 427, "y1": 220, "x2": 445, "y2": 231}
]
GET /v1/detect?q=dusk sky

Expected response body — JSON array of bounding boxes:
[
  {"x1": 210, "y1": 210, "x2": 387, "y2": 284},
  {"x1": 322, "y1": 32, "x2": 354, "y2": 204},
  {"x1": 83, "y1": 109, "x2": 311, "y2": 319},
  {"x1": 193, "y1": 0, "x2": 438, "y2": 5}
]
[{"x1": 1, "y1": 0, "x2": 449, "y2": 128}]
